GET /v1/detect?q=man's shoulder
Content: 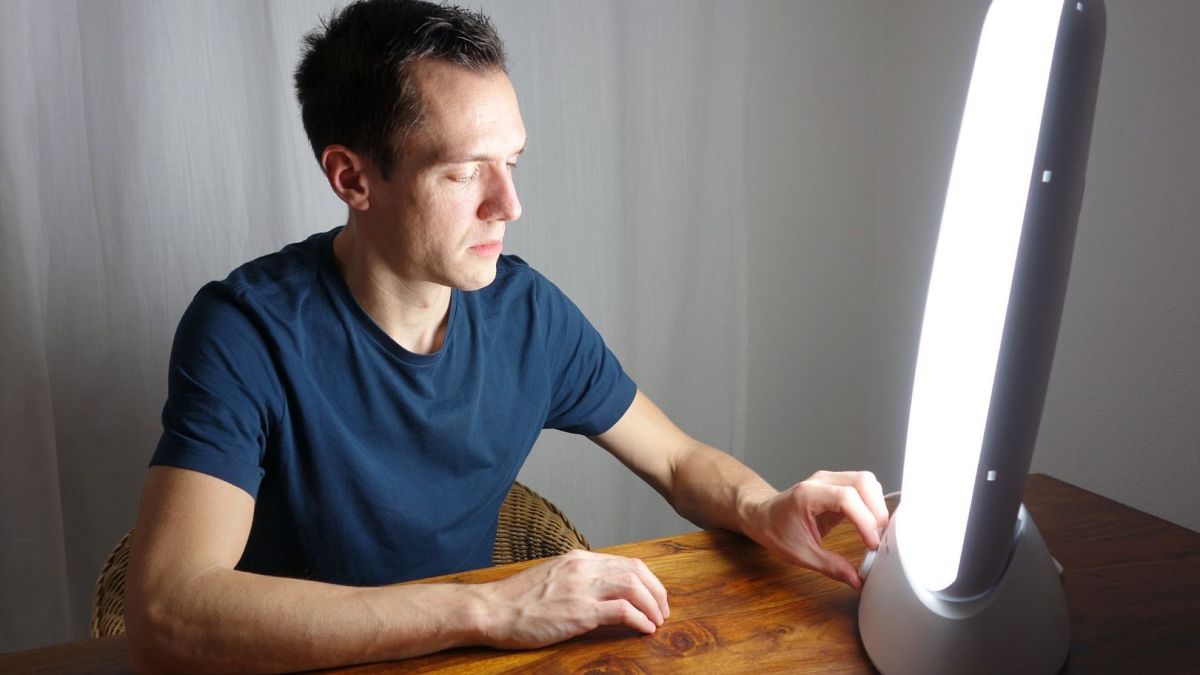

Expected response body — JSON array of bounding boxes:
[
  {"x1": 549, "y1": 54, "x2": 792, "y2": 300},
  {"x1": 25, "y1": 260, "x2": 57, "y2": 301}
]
[
  {"x1": 485, "y1": 253, "x2": 543, "y2": 296},
  {"x1": 219, "y1": 229, "x2": 330, "y2": 298},
  {"x1": 476, "y1": 255, "x2": 587, "y2": 329},
  {"x1": 494, "y1": 253, "x2": 533, "y2": 279},
  {"x1": 486, "y1": 254, "x2": 580, "y2": 308},
  {"x1": 181, "y1": 228, "x2": 333, "y2": 338}
]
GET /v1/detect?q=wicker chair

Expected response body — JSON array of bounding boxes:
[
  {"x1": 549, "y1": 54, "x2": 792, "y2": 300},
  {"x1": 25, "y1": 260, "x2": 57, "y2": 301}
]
[{"x1": 91, "y1": 481, "x2": 589, "y2": 638}]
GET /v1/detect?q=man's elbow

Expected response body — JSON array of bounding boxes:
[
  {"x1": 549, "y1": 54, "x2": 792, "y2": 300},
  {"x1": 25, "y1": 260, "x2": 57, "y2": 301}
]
[{"x1": 124, "y1": 583, "x2": 198, "y2": 674}]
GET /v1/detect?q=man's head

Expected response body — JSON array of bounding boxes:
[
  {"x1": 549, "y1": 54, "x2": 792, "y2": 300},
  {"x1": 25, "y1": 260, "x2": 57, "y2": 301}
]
[
  {"x1": 294, "y1": 0, "x2": 507, "y2": 179},
  {"x1": 296, "y1": 0, "x2": 525, "y2": 293}
]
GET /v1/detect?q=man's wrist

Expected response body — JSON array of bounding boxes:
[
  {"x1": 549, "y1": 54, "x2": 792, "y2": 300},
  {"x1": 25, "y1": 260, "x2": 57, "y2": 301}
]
[
  {"x1": 375, "y1": 582, "x2": 495, "y2": 656},
  {"x1": 733, "y1": 484, "x2": 777, "y2": 542},
  {"x1": 448, "y1": 583, "x2": 495, "y2": 649}
]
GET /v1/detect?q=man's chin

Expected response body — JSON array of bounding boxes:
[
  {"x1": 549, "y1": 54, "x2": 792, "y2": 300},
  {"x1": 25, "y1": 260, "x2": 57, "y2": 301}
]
[{"x1": 456, "y1": 263, "x2": 499, "y2": 292}]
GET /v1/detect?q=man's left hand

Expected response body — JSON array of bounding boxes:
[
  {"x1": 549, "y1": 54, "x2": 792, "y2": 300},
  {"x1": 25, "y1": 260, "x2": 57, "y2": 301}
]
[{"x1": 743, "y1": 470, "x2": 890, "y2": 590}]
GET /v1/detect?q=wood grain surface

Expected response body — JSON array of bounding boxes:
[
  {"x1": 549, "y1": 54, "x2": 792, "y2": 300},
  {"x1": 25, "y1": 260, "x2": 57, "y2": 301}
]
[
  {"x1": 1024, "y1": 475, "x2": 1200, "y2": 673},
  {"x1": 2, "y1": 474, "x2": 1196, "y2": 674},
  {"x1": 330, "y1": 527, "x2": 871, "y2": 674}
]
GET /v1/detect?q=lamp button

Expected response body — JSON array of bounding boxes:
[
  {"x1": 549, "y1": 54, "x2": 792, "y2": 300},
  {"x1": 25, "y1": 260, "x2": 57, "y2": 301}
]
[{"x1": 860, "y1": 548, "x2": 877, "y2": 579}]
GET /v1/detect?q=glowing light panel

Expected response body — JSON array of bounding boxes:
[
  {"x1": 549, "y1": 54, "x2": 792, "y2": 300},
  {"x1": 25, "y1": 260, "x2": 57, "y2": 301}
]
[{"x1": 897, "y1": 0, "x2": 1065, "y2": 593}]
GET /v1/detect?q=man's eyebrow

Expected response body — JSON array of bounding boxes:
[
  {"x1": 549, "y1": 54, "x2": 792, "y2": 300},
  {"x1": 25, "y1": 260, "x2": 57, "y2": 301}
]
[{"x1": 436, "y1": 144, "x2": 526, "y2": 165}]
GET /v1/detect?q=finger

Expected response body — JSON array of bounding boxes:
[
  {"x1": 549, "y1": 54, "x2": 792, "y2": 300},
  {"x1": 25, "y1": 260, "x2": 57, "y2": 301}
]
[
  {"x1": 807, "y1": 546, "x2": 862, "y2": 590},
  {"x1": 856, "y1": 472, "x2": 890, "y2": 529},
  {"x1": 628, "y1": 558, "x2": 670, "y2": 619},
  {"x1": 596, "y1": 598, "x2": 657, "y2": 635},
  {"x1": 811, "y1": 484, "x2": 882, "y2": 549},
  {"x1": 809, "y1": 471, "x2": 889, "y2": 529},
  {"x1": 580, "y1": 552, "x2": 670, "y2": 621},
  {"x1": 600, "y1": 572, "x2": 664, "y2": 626}
]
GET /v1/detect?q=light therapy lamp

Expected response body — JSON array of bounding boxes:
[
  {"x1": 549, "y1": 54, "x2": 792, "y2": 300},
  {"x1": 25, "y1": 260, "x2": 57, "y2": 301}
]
[{"x1": 857, "y1": 1, "x2": 1105, "y2": 673}]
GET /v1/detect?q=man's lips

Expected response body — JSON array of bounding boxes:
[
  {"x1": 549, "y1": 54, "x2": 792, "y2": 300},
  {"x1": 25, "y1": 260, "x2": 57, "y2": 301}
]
[{"x1": 470, "y1": 240, "x2": 503, "y2": 256}]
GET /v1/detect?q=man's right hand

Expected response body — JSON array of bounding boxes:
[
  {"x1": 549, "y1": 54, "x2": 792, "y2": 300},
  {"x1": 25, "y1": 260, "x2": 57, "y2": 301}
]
[
  {"x1": 474, "y1": 549, "x2": 670, "y2": 649},
  {"x1": 127, "y1": 468, "x2": 671, "y2": 672}
]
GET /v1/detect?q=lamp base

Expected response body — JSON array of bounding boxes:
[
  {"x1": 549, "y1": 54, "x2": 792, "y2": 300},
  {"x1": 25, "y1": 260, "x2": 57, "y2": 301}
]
[{"x1": 858, "y1": 504, "x2": 1069, "y2": 675}]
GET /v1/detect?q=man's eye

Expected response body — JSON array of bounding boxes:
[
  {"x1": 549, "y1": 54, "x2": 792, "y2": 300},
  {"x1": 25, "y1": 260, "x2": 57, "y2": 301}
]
[
  {"x1": 506, "y1": 161, "x2": 518, "y2": 171},
  {"x1": 453, "y1": 167, "x2": 480, "y2": 183}
]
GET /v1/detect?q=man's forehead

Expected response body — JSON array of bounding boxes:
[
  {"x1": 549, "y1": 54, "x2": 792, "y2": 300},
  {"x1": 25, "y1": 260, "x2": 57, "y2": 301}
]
[
  {"x1": 432, "y1": 138, "x2": 526, "y2": 162},
  {"x1": 404, "y1": 62, "x2": 526, "y2": 165},
  {"x1": 405, "y1": 126, "x2": 526, "y2": 166}
]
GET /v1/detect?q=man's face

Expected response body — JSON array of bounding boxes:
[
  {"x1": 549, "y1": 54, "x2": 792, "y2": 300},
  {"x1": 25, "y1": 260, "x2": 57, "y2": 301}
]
[{"x1": 367, "y1": 59, "x2": 526, "y2": 292}]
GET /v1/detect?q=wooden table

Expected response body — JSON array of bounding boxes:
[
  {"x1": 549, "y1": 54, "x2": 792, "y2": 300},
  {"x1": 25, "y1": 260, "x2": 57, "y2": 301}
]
[{"x1": 3, "y1": 474, "x2": 1197, "y2": 673}]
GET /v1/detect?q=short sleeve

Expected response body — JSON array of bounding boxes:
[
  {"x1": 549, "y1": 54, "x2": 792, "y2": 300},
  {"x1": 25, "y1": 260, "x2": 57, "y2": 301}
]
[
  {"x1": 538, "y1": 274, "x2": 637, "y2": 435},
  {"x1": 150, "y1": 282, "x2": 281, "y2": 498}
]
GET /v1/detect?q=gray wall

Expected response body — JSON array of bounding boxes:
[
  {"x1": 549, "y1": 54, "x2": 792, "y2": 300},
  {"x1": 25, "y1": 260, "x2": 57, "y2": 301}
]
[
  {"x1": 745, "y1": 0, "x2": 1199, "y2": 531},
  {"x1": 1030, "y1": 1, "x2": 1200, "y2": 529},
  {"x1": 745, "y1": 1, "x2": 881, "y2": 489}
]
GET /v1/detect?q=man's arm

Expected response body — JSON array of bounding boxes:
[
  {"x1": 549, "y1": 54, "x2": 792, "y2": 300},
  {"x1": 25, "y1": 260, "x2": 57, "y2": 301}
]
[
  {"x1": 591, "y1": 390, "x2": 890, "y2": 589},
  {"x1": 125, "y1": 466, "x2": 669, "y2": 673}
]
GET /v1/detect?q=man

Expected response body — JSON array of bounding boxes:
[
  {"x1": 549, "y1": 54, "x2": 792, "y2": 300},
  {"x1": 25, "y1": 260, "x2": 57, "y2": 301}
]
[{"x1": 125, "y1": 1, "x2": 889, "y2": 672}]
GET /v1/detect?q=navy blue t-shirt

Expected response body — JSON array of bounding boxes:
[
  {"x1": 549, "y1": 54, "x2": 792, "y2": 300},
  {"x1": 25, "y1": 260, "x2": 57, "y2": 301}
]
[{"x1": 151, "y1": 227, "x2": 636, "y2": 585}]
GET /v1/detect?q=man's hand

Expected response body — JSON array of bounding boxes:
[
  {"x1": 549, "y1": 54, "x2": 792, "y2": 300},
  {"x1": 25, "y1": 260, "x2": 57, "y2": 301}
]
[
  {"x1": 592, "y1": 392, "x2": 892, "y2": 591},
  {"x1": 743, "y1": 470, "x2": 890, "y2": 590},
  {"x1": 475, "y1": 549, "x2": 670, "y2": 649}
]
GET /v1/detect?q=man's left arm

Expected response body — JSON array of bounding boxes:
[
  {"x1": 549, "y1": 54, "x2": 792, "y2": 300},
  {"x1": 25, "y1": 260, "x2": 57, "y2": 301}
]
[{"x1": 591, "y1": 390, "x2": 890, "y2": 589}]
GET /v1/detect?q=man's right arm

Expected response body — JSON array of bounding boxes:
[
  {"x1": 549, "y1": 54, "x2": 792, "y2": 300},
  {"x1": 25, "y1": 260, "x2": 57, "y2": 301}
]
[{"x1": 125, "y1": 466, "x2": 668, "y2": 673}]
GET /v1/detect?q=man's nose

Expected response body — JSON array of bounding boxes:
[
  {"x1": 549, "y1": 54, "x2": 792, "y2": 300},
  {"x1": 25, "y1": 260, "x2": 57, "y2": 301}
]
[{"x1": 480, "y1": 167, "x2": 521, "y2": 223}]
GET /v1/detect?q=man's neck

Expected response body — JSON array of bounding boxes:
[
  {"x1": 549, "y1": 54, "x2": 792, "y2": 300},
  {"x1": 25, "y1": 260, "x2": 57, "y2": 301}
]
[{"x1": 332, "y1": 222, "x2": 452, "y2": 355}]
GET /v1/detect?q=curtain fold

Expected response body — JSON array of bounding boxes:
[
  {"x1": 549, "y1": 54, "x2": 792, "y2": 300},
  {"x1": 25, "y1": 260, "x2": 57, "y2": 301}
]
[
  {"x1": 1, "y1": 0, "x2": 79, "y2": 649},
  {"x1": 0, "y1": 0, "x2": 749, "y2": 649}
]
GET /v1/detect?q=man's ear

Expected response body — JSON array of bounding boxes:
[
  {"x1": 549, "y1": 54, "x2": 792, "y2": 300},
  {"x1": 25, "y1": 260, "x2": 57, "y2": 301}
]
[{"x1": 320, "y1": 145, "x2": 372, "y2": 211}]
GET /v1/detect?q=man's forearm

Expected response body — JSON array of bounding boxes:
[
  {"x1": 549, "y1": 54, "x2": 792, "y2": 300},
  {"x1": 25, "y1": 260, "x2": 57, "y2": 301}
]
[
  {"x1": 668, "y1": 440, "x2": 778, "y2": 539},
  {"x1": 126, "y1": 567, "x2": 486, "y2": 673},
  {"x1": 594, "y1": 391, "x2": 886, "y2": 589},
  {"x1": 590, "y1": 391, "x2": 779, "y2": 541}
]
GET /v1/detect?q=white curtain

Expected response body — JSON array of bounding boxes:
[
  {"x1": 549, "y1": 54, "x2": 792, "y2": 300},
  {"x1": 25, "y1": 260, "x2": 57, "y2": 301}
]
[{"x1": 0, "y1": 0, "x2": 748, "y2": 649}]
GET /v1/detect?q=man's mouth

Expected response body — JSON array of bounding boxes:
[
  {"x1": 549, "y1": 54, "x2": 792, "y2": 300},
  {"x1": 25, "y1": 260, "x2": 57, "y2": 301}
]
[{"x1": 469, "y1": 240, "x2": 503, "y2": 256}]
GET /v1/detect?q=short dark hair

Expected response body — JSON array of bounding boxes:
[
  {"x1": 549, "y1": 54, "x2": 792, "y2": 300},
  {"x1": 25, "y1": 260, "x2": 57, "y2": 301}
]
[{"x1": 294, "y1": 0, "x2": 507, "y2": 178}]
